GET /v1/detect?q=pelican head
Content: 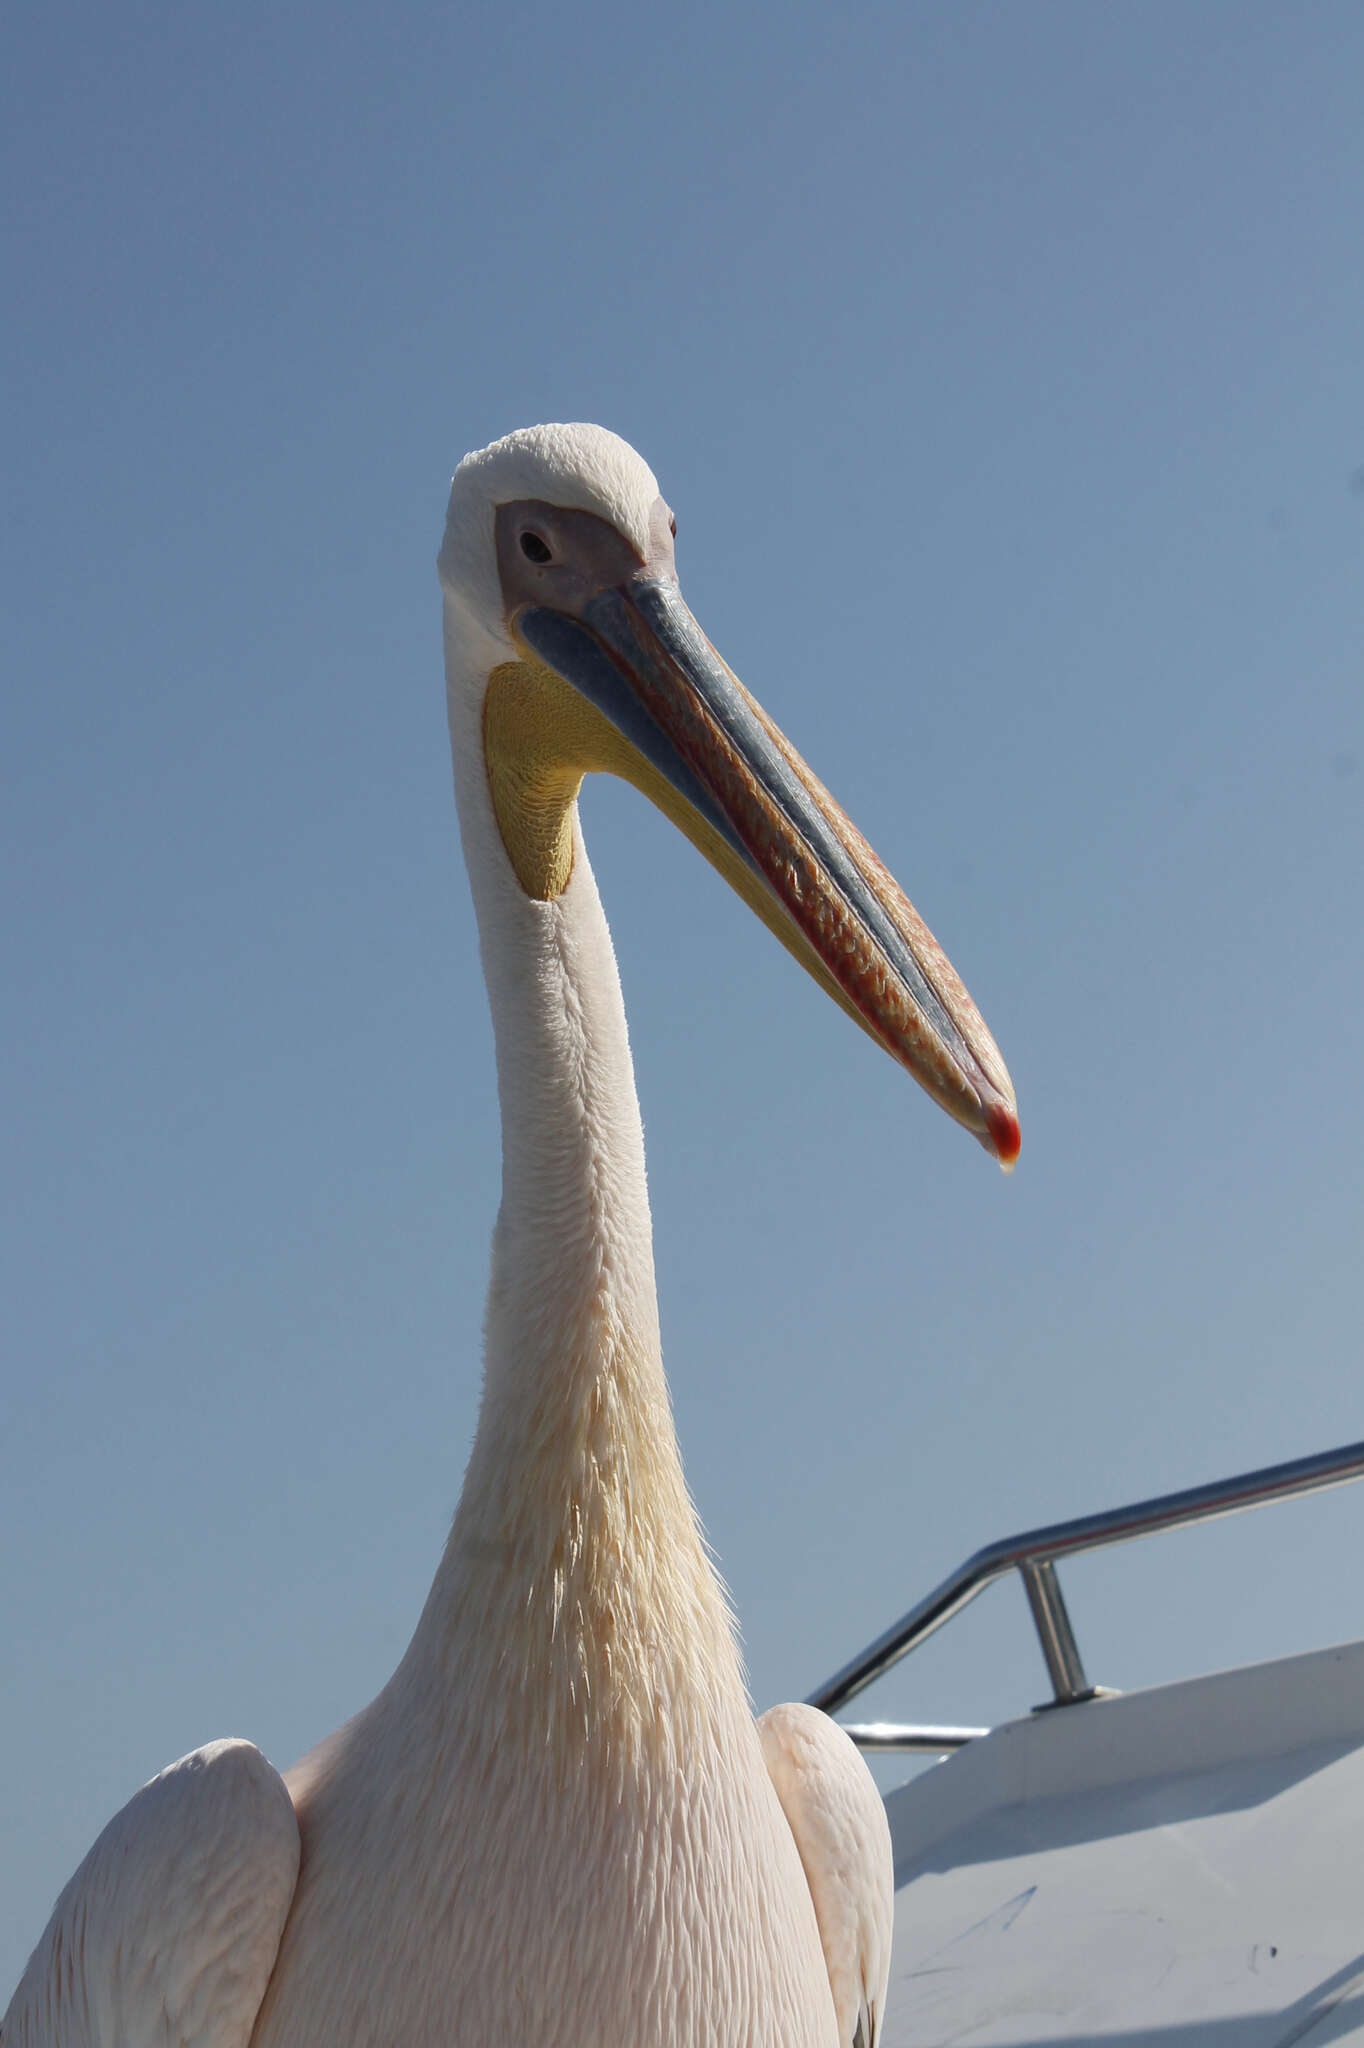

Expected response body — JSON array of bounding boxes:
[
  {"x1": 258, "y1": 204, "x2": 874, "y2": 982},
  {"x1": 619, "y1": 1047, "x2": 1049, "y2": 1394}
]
[{"x1": 438, "y1": 422, "x2": 1019, "y2": 1166}]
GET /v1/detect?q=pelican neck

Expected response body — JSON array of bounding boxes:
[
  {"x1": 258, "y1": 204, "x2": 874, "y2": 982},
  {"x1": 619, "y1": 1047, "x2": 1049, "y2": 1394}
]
[{"x1": 411, "y1": 659, "x2": 743, "y2": 1737}]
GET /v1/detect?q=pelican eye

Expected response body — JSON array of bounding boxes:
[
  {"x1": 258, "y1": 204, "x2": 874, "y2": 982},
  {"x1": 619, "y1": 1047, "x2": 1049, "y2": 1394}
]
[
  {"x1": 519, "y1": 531, "x2": 553, "y2": 564},
  {"x1": 669, "y1": 515, "x2": 677, "y2": 538}
]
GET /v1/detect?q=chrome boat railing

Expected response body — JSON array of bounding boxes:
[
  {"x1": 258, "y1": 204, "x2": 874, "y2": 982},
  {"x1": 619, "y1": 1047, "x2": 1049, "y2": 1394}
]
[{"x1": 809, "y1": 1435, "x2": 1364, "y2": 1752}]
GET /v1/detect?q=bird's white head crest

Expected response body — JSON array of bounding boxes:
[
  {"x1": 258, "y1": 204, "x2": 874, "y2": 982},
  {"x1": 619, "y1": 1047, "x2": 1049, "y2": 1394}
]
[{"x1": 438, "y1": 424, "x2": 662, "y2": 680}]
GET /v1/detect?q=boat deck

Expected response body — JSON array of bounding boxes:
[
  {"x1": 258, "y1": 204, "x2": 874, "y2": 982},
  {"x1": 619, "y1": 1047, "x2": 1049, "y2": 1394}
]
[{"x1": 881, "y1": 1637, "x2": 1364, "y2": 2045}]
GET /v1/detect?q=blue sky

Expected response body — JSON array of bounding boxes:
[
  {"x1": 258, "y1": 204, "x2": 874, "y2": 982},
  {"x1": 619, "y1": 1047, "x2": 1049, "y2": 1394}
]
[{"x1": 4, "y1": 0, "x2": 1362, "y2": 1982}]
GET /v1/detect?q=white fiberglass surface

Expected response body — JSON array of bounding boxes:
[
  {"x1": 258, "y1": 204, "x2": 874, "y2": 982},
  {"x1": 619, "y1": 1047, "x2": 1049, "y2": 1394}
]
[{"x1": 881, "y1": 1640, "x2": 1364, "y2": 2046}]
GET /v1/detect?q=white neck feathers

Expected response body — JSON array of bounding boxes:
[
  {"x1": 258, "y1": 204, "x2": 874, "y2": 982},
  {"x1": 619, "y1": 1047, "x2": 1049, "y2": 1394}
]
[{"x1": 404, "y1": 655, "x2": 744, "y2": 1761}]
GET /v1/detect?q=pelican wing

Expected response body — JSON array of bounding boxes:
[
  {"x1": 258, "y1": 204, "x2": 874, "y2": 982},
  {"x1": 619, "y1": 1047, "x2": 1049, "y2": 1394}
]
[
  {"x1": 3, "y1": 1740, "x2": 299, "y2": 2048},
  {"x1": 758, "y1": 1703, "x2": 894, "y2": 2048}
]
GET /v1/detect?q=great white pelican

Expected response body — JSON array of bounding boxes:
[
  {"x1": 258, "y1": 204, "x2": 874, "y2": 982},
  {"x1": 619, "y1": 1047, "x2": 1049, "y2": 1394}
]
[{"x1": 5, "y1": 423, "x2": 1018, "y2": 2048}]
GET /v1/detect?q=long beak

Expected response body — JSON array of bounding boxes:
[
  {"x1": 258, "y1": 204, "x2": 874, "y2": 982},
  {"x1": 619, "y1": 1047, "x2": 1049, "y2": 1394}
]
[{"x1": 514, "y1": 575, "x2": 1019, "y2": 1169}]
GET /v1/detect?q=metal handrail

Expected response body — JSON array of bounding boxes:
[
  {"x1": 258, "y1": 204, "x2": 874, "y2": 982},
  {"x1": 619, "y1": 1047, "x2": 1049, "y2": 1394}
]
[
  {"x1": 808, "y1": 1434, "x2": 1364, "y2": 1743},
  {"x1": 840, "y1": 1723, "x2": 987, "y2": 1754}
]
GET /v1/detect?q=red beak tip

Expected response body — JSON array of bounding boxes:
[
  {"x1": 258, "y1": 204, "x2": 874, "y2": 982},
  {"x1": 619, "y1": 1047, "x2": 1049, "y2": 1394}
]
[{"x1": 986, "y1": 1101, "x2": 1022, "y2": 1174}]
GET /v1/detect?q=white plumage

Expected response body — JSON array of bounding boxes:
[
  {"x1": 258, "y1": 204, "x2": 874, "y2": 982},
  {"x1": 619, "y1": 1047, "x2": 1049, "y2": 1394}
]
[
  {"x1": 4, "y1": 1744, "x2": 298, "y2": 2048},
  {"x1": 759, "y1": 1706, "x2": 895, "y2": 2048},
  {"x1": 5, "y1": 424, "x2": 1016, "y2": 2047}
]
